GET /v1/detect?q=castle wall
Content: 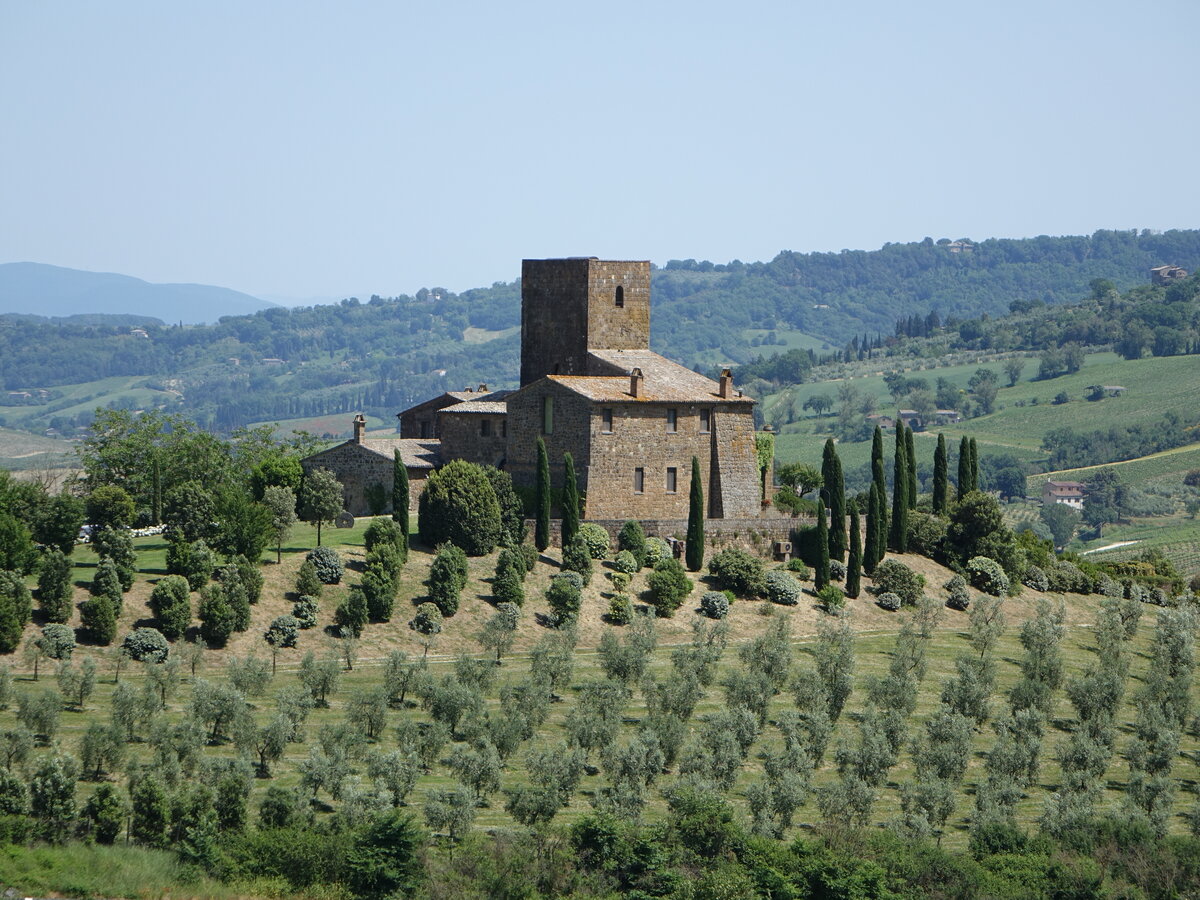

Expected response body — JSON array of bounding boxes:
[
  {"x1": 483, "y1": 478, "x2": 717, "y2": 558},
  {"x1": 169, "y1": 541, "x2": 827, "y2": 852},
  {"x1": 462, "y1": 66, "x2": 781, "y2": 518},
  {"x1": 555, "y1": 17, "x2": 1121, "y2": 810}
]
[
  {"x1": 301, "y1": 443, "x2": 427, "y2": 517},
  {"x1": 504, "y1": 381, "x2": 592, "y2": 493},
  {"x1": 711, "y1": 407, "x2": 764, "y2": 517},
  {"x1": 437, "y1": 412, "x2": 508, "y2": 468},
  {"x1": 584, "y1": 260, "x2": 651, "y2": 353}
]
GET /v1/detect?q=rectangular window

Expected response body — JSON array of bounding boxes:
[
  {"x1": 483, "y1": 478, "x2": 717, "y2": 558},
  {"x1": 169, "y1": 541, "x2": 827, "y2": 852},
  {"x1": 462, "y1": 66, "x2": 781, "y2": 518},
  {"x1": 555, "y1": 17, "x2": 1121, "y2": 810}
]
[
  {"x1": 633, "y1": 467, "x2": 645, "y2": 493},
  {"x1": 542, "y1": 396, "x2": 553, "y2": 435},
  {"x1": 602, "y1": 408, "x2": 613, "y2": 433},
  {"x1": 699, "y1": 408, "x2": 711, "y2": 433},
  {"x1": 501, "y1": 419, "x2": 507, "y2": 438},
  {"x1": 666, "y1": 408, "x2": 678, "y2": 432},
  {"x1": 666, "y1": 467, "x2": 678, "y2": 493},
  {"x1": 480, "y1": 419, "x2": 491, "y2": 437}
]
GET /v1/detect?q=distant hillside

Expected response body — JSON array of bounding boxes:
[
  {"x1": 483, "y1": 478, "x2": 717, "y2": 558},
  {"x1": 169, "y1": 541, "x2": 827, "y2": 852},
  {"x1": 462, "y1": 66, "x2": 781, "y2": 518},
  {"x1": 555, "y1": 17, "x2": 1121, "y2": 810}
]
[
  {"x1": 0, "y1": 262, "x2": 275, "y2": 324},
  {"x1": 0, "y1": 229, "x2": 1198, "y2": 434}
]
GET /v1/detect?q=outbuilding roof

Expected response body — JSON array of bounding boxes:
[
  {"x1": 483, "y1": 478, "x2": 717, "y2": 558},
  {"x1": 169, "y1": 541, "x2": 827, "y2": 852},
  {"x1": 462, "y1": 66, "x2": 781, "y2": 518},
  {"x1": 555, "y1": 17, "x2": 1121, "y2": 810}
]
[
  {"x1": 305, "y1": 437, "x2": 442, "y2": 470},
  {"x1": 538, "y1": 349, "x2": 750, "y2": 403}
]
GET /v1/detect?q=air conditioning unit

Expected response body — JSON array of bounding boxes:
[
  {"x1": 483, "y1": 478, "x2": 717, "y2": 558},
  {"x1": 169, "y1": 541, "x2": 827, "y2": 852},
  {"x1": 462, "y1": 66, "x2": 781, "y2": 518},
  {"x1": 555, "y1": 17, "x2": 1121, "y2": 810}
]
[{"x1": 774, "y1": 541, "x2": 793, "y2": 556}]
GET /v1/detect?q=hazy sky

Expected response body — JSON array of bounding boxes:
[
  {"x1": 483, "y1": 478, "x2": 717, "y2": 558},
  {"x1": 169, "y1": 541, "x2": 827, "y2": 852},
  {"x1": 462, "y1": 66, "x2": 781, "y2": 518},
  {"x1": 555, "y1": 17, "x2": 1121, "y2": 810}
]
[{"x1": 3, "y1": 1, "x2": 1197, "y2": 303}]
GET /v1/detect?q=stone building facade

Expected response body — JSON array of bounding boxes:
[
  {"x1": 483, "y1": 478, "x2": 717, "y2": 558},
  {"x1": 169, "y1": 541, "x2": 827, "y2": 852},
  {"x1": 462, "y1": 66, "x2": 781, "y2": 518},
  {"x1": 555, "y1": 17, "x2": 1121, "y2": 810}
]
[{"x1": 304, "y1": 257, "x2": 766, "y2": 522}]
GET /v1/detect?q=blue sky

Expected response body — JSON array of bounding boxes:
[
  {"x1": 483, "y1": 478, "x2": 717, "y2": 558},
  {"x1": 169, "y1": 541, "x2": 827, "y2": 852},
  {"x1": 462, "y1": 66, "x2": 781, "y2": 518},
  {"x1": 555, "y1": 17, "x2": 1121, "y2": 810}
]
[{"x1": 2, "y1": 1, "x2": 1197, "y2": 302}]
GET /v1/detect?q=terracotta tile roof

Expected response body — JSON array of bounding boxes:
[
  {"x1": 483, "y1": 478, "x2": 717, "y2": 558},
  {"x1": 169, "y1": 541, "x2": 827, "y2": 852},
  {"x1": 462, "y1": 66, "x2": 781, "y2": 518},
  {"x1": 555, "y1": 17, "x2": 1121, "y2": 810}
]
[{"x1": 537, "y1": 349, "x2": 750, "y2": 403}]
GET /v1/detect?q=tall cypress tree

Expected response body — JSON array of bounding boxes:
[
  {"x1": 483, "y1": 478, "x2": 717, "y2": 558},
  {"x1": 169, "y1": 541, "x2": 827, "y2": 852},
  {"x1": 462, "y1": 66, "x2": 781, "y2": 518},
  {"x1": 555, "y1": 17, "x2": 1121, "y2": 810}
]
[
  {"x1": 685, "y1": 456, "x2": 705, "y2": 572},
  {"x1": 392, "y1": 450, "x2": 410, "y2": 552},
  {"x1": 957, "y1": 436, "x2": 971, "y2": 501},
  {"x1": 815, "y1": 497, "x2": 830, "y2": 590},
  {"x1": 535, "y1": 438, "x2": 551, "y2": 552},
  {"x1": 932, "y1": 433, "x2": 948, "y2": 515},
  {"x1": 846, "y1": 499, "x2": 862, "y2": 599},
  {"x1": 150, "y1": 453, "x2": 162, "y2": 525},
  {"x1": 871, "y1": 425, "x2": 888, "y2": 541},
  {"x1": 561, "y1": 452, "x2": 580, "y2": 549},
  {"x1": 969, "y1": 437, "x2": 979, "y2": 493},
  {"x1": 864, "y1": 483, "x2": 879, "y2": 574},
  {"x1": 890, "y1": 425, "x2": 908, "y2": 552},
  {"x1": 822, "y1": 439, "x2": 847, "y2": 562},
  {"x1": 905, "y1": 425, "x2": 917, "y2": 510}
]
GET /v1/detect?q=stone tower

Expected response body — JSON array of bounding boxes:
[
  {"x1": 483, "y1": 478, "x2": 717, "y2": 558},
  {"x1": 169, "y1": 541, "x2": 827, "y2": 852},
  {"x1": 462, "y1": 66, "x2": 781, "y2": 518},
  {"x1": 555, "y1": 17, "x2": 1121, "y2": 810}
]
[{"x1": 519, "y1": 258, "x2": 651, "y2": 386}]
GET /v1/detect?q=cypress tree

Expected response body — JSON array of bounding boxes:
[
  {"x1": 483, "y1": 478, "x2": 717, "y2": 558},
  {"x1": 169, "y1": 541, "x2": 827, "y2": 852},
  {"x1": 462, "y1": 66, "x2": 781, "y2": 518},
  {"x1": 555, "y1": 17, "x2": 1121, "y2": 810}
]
[
  {"x1": 392, "y1": 449, "x2": 410, "y2": 552},
  {"x1": 864, "y1": 483, "x2": 879, "y2": 575},
  {"x1": 846, "y1": 500, "x2": 862, "y2": 599},
  {"x1": 957, "y1": 436, "x2": 971, "y2": 501},
  {"x1": 151, "y1": 453, "x2": 162, "y2": 526},
  {"x1": 535, "y1": 438, "x2": 551, "y2": 552},
  {"x1": 822, "y1": 439, "x2": 846, "y2": 562},
  {"x1": 969, "y1": 437, "x2": 979, "y2": 493},
  {"x1": 890, "y1": 425, "x2": 908, "y2": 552},
  {"x1": 561, "y1": 452, "x2": 580, "y2": 549},
  {"x1": 905, "y1": 425, "x2": 917, "y2": 510},
  {"x1": 685, "y1": 457, "x2": 705, "y2": 572},
  {"x1": 932, "y1": 433, "x2": 948, "y2": 515},
  {"x1": 871, "y1": 425, "x2": 888, "y2": 542},
  {"x1": 815, "y1": 498, "x2": 830, "y2": 591}
]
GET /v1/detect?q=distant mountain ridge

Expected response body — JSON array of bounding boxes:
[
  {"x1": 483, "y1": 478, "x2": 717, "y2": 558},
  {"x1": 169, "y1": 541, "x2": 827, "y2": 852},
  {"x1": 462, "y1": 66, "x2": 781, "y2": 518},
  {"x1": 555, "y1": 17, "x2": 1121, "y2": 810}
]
[{"x1": 0, "y1": 262, "x2": 276, "y2": 324}]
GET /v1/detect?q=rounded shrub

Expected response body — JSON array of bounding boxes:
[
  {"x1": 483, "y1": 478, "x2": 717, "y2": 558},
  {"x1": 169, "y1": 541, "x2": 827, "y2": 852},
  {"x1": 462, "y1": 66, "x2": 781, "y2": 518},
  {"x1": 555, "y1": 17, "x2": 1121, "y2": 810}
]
[
  {"x1": 1047, "y1": 560, "x2": 1090, "y2": 594},
  {"x1": 1022, "y1": 565, "x2": 1049, "y2": 592},
  {"x1": 305, "y1": 547, "x2": 344, "y2": 585},
  {"x1": 545, "y1": 573, "x2": 582, "y2": 625},
  {"x1": 607, "y1": 594, "x2": 633, "y2": 625},
  {"x1": 785, "y1": 558, "x2": 810, "y2": 579},
  {"x1": 818, "y1": 584, "x2": 845, "y2": 613},
  {"x1": 293, "y1": 595, "x2": 319, "y2": 629},
  {"x1": 295, "y1": 559, "x2": 323, "y2": 598},
  {"x1": 945, "y1": 575, "x2": 971, "y2": 611},
  {"x1": 417, "y1": 459, "x2": 502, "y2": 556},
  {"x1": 609, "y1": 571, "x2": 631, "y2": 593},
  {"x1": 643, "y1": 537, "x2": 672, "y2": 568},
  {"x1": 578, "y1": 524, "x2": 610, "y2": 560},
  {"x1": 364, "y1": 518, "x2": 405, "y2": 554},
  {"x1": 122, "y1": 627, "x2": 170, "y2": 663},
  {"x1": 613, "y1": 551, "x2": 639, "y2": 575},
  {"x1": 764, "y1": 570, "x2": 801, "y2": 606},
  {"x1": 617, "y1": 520, "x2": 647, "y2": 568},
  {"x1": 1097, "y1": 574, "x2": 1124, "y2": 598},
  {"x1": 700, "y1": 591, "x2": 730, "y2": 619},
  {"x1": 877, "y1": 591, "x2": 902, "y2": 612},
  {"x1": 148, "y1": 574, "x2": 191, "y2": 641},
  {"x1": 829, "y1": 560, "x2": 847, "y2": 582},
  {"x1": 265, "y1": 615, "x2": 300, "y2": 649},
  {"x1": 646, "y1": 558, "x2": 692, "y2": 618},
  {"x1": 967, "y1": 556, "x2": 1009, "y2": 597},
  {"x1": 708, "y1": 548, "x2": 767, "y2": 599},
  {"x1": 561, "y1": 534, "x2": 594, "y2": 585},
  {"x1": 1127, "y1": 582, "x2": 1150, "y2": 604},
  {"x1": 872, "y1": 560, "x2": 925, "y2": 607}
]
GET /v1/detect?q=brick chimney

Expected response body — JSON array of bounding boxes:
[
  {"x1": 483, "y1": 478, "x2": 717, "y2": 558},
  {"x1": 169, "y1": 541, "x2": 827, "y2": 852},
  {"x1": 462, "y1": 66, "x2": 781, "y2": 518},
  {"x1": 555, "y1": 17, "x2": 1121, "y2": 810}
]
[
  {"x1": 719, "y1": 368, "x2": 733, "y2": 398},
  {"x1": 630, "y1": 367, "x2": 644, "y2": 398},
  {"x1": 478, "y1": 383, "x2": 488, "y2": 393},
  {"x1": 352, "y1": 414, "x2": 366, "y2": 444}
]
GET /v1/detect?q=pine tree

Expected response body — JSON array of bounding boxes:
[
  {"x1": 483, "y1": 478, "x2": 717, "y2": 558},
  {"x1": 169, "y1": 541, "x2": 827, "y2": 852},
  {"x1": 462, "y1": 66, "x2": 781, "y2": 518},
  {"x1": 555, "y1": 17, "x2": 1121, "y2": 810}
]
[
  {"x1": 685, "y1": 457, "x2": 705, "y2": 572},
  {"x1": 890, "y1": 426, "x2": 908, "y2": 552},
  {"x1": 822, "y1": 439, "x2": 847, "y2": 562},
  {"x1": 815, "y1": 498, "x2": 830, "y2": 591},
  {"x1": 957, "y1": 436, "x2": 971, "y2": 501},
  {"x1": 969, "y1": 438, "x2": 979, "y2": 494},
  {"x1": 846, "y1": 500, "x2": 862, "y2": 599},
  {"x1": 932, "y1": 433, "x2": 948, "y2": 515},
  {"x1": 392, "y1": 450, "x2": 410, "y2": 552},
  {"x1": 864, "y1": 484, "x2": 879, "y2": 575},
  {"x1": 871, "y1": 425, "x2": 888, "y2": 543},
  {"x1": 561, "y1": 452, "x2": 580, "y2": 549},
  {"x1": 535, "y1": 438, "x2": 551, "y2": 552},
  {"x1": 905, "y1": 426, "x2": 917, "y2": 510}
]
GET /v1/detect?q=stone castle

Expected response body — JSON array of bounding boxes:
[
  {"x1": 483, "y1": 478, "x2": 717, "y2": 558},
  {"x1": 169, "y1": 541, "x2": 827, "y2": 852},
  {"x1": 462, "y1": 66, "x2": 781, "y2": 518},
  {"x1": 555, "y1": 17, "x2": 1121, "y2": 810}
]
[{"x1": 302, "y1": 258, "x2": 765, "y2": 522}]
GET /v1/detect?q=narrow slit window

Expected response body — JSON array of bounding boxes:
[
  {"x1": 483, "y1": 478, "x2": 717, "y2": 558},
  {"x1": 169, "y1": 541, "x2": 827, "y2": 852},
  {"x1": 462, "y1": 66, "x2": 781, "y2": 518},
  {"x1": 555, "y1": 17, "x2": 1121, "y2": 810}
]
[
  {"x1": 699, "y1": 408, "x2": 711, "y2": 433},
  {"x1": 634, "y1": 467, "x2": 645, "y2": 493},
  {"x1": 666, "y1": 467, "x2": 677, "y2": 493},
  {"x1": 615, "y1": 285, "x2": 625, "y2": 308},
  {"x1": 601, "y1": 408, "x2": 613, "y2": 433},
  {"x1": 480, "y1": 419, "x2": 491, "y2": 437},
  {"x1": 666, "y1": 408, "x2": 678, "y2": 432},
  {"x1": 542, "y1": 396, "x2": 553, "y2": 435}
]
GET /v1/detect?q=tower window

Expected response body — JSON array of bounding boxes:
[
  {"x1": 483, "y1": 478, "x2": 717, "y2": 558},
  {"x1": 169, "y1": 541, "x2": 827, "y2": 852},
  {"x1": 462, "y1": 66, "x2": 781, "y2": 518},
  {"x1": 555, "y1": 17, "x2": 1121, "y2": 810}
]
[
  {"x1": 601, "y1": 408, "x2": 613, "y2": 433},
  {"x1": 542, "y1": 396, "x2": 553, "y2": 435},
  {"x1": 633, "y1": 467, "x2": 645, "y2": 493},
  {"x1": 700, "y1": 408, "x2": 711, "y2": 433},
  {"x1": 615, "y1": 285, "x2": 624, "y2": 308},
  {"x1": 480, "y1": 419, "x2": 491, "y2": 437},
  {"x1": 666, "y1": 467, "x2": 678, "y2": 493},
  {"x1": 666, "y1": 408, "x2": 678, "y2": 432}
]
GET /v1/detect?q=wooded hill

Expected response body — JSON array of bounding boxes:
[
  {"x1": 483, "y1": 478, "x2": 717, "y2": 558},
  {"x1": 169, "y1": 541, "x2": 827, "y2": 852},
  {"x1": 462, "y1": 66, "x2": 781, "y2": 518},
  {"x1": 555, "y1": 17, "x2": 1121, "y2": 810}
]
[{"x1": 1, "y1": 229, "x2": 1198, "y2": 438}]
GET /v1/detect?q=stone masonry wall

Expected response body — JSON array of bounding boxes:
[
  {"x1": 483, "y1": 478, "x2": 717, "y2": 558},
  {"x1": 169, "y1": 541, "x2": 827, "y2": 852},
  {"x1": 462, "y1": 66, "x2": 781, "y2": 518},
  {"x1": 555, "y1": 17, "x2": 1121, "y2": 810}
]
[
  {"x1": 437, "y1": 412, "x2": 508, "y2": 468},
  {"x1": 585, "y1": 260, "x2": 651, "y2": 353},
  {"x1": 301, "y1": 443, "x2": 427, "y2": 517},
  {"x1": 711, "y1": 405, "x2": 763, "y2": 517},
  {"x1": 504, "y1": 381, "x2": 593, "y2": 494},
  {"x1": 520, "y1": 259, "x2": 591, "y2": 386}
]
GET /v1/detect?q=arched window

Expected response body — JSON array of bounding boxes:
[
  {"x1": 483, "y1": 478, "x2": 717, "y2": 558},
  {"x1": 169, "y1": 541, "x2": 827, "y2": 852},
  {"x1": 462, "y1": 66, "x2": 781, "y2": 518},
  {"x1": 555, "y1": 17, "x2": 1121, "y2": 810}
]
[{"x1": 615, "y1": 285, "x2": 624, "y2": 308}]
